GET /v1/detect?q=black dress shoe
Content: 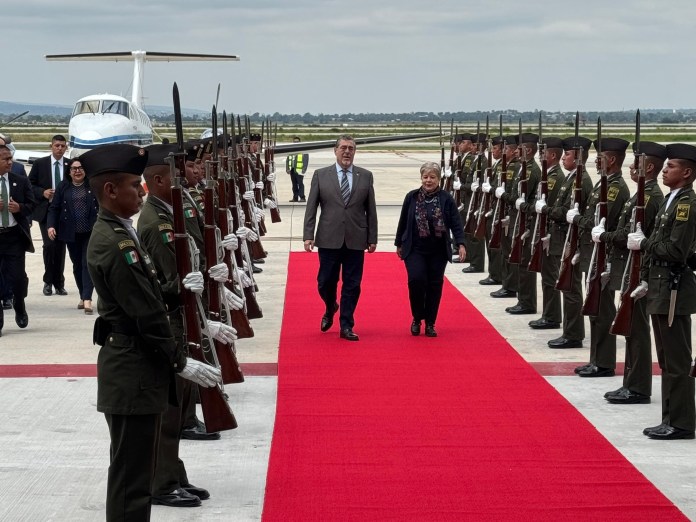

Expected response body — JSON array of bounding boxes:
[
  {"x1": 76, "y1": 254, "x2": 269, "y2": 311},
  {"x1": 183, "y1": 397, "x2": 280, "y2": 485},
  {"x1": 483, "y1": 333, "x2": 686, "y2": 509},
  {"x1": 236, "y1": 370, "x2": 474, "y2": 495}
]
[
  {"x1": 152, "y1": 488, "x2": 201, "y2": 507},
  {"x1": 604, "y1": 386, "x2": 627, "y2": 399},
  {"x1": 300, "y1": 197, "x2": 306, "y2": 202},
  {"x1": 573, "y1": 362, "x2": 592, "y2": 374},
  {"x1": 506, "y1": 305, "x2": 536, "y2": 315},
  {"x1": 253, "y1": 258, "x2": 265, "y2": 264},
  {"x1": 43, "y1": 283, "x2": 52, "y2": 296},
  {"x1": 340, "y1": 328, "x2": 359, "y2": 341},
  {"x1": 462, "y1": 266, "x2": 484, "y2": 273},
  {"x1": 321, "y1": 302, "x2": 339, "y2": 332},
  {"x1": 54, "y1": 287, "x2": 68, "y2": 296},
  {"x1": 410, "y1": 319, "x2": 421, "y2": 336},
  {"x1": 425, "y1": 324, "x2": 437, "y2": 337},
  {"x1": 2, "y1": 299, "x2": 12, "y2": 310},
  {"x1": 577, "y1": 365, "x2": 615, "y2": 377},
  {"x1": 289, "y1": 198, "x2": 298, "y2": 202},
  {"x1": 643, "y1": 423, "x2": 668, "y2": 436},
  {"x1": 181, "y1": 483, "x2": 210, "y2": 501},
  {"x1": 15, "y1": 311, "x2": 28, "y2": 329},
  {"x1": 606, "y1": 388, "x2": 650, "y2": 404},
  {"x1": 478, "y1": 277, "x2": 500, "y2": 285},
  {"x1": 548, "y1": 338, "x2": 583, "y2": 349},
  {"x1": 252, "y1": 265, "x2": 263, "y2": 274},
  {"x1": 529, "y1": 319, "x2": 560, "y2": 329},
  {"x1": 647, "y1": 425, "x2": 695, "y2": 440},
  {"x1": 181, "y1": 424, "x2": 221, "y2": 441},
  {"x1": 490, "y1": 288, "x2": 516, "y2": 298}
]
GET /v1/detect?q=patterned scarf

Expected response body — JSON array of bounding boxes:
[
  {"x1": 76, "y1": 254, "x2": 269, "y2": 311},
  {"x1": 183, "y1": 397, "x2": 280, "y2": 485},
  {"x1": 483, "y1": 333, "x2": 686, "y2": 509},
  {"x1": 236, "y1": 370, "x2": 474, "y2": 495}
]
[{"x1": 415, "y1": 187, "x2": 446, "y2": 238}]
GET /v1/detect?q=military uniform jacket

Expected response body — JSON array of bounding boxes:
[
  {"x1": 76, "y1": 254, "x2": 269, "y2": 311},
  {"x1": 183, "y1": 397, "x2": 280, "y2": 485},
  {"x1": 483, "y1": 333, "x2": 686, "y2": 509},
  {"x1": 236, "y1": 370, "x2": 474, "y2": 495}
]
[
  {"x1": 87, "y1": 209, "x2": 185, "y2": 415},
  {"x1": 642, "y1": 183, "x2": 696, "y2": 316},
  {"x1": 183, "y1": 189, "x2": 207, "y2": 273},
  {"x1": 574, "y1": 171, "x2": 630, "y2": 268},
  {"x1": 503, "y1": 158, "x2": 540, "y2": 229},
  {"x1": 498, "y1": 157, "x2": 520, "y2": 221},
  {"x1": 603, "y1": 179, "x2": 664, "y2": 291},
  {"x1": 535, "y1": 164, "x2": 564, "y2": 256},
  {"x1": 459, "y1": 153, "x2": 475, "y2": 211}
]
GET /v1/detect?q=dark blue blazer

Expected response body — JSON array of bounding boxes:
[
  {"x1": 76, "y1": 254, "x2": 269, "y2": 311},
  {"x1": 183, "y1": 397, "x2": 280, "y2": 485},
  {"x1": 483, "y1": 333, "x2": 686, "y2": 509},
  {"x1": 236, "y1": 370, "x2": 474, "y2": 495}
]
[
  {"x1": 4, "y1": 171, "x2": 36, "y2": 253},
  {"x1": 28, "y1": 155, "x2": 70, "y2": 223},
  {"x1": 46, "y1": 180, "x2": 98, "y2": 243},
  {"x1": 394, "y1": 188, "x2": 465, "y2": 260}
]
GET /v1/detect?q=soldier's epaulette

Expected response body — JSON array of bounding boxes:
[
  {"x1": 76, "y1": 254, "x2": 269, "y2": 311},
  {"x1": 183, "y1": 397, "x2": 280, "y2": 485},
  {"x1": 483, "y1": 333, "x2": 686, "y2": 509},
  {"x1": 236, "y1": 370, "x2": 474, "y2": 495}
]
[{"x1": 157, "y1": 213, "x2": 169, "y2": 220}]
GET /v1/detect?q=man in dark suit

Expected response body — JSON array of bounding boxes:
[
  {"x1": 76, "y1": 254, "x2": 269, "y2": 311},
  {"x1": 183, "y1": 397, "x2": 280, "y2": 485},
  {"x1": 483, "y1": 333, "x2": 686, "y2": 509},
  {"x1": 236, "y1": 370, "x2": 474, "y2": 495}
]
[
  {"x1": 28, "y1": 134, "x2": 69, "y2": 296},
  {"x1": 303, "y1": 135, "x2": 378, "y2": 341},
  {"x1": 0, "y1": 145, "x2": 35, "y2": 336}
]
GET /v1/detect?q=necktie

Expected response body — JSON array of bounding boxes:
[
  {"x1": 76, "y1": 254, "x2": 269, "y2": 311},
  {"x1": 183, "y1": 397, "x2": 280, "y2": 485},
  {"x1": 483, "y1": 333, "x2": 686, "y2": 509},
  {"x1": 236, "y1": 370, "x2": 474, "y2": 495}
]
[
  {"x1": 1, "y1": 176, "x2": 8, "y2": 227},
  {"x1": 54, "y1": 161, "x2": 61, "y2": 188},
  {"x1": 340, "y1": 169, "x2": 350, "y2": 205}
]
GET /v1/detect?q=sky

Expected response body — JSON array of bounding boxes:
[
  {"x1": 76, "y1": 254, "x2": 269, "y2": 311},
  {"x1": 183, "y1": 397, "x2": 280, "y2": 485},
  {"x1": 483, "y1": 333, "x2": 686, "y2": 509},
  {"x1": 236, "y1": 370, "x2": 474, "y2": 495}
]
[{"x1": 6, "y1": 0, "x2": 696, "y2": 115}]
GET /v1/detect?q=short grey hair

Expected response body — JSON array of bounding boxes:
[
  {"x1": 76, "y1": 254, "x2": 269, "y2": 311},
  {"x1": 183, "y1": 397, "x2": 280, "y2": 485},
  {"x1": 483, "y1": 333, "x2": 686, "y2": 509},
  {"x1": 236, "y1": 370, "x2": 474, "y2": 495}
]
[
  {"x1": 334, "y1": 134, "x2": 356, "y2": 148},
  {"x1": 420, "y1": 161, "x2": 441, "y2": 178}
]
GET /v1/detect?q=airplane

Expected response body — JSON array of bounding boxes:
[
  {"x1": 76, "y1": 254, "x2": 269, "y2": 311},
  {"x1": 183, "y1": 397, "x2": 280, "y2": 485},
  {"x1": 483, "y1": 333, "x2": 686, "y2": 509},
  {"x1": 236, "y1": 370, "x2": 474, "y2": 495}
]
[{"x1": 43, "y1": 51, "x2": 239, "y2": 157}]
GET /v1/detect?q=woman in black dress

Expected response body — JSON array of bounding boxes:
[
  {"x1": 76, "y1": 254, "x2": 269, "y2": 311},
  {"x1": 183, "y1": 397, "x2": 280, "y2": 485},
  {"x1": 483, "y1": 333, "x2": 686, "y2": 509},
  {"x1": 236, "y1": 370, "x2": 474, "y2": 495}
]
[{"x1": 395, "y1": 162, "x2": 466, "y2": 337}]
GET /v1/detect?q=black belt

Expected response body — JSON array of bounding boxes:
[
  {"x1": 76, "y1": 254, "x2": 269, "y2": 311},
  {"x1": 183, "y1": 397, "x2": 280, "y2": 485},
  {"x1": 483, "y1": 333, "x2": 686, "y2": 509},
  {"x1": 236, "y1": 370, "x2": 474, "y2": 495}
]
[
  {"x1": 0, "y1": 226, "x2": 19, "y2": 235},
  {"x1": 110, "y1": 323, "x2": 138, "y2": 335},
  {"x1": 652, "y1": 259, "x2": 673, "y2": 267}
]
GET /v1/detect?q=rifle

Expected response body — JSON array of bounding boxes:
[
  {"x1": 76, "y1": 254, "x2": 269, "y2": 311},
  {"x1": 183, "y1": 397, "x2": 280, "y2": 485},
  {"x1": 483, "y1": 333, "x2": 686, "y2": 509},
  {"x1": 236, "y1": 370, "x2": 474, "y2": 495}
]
[
  {"x1": 218, "y1": 112, "x2": 254, "y2": 338},
  {"x1": 489, "y1": 120, "x2": 507, "y2": 250},
  {"x1": 236, "y1": 118, "x2": 267, "y2": 261},
  {"x1": 582, "y1": 117, "x2": 607, "y2": 317},
  {"x1": 509, "y1": 120, "x2": 526, "y2": 265},
  {"x1": 170, "y1": 83, "x2": 237, "y2": 433},
  {"x1": 465, "y1": 121, "x2": 483, "y2": 233},
  {"x1": 611, "y1": 110, "x2": 643, "y2": 336},
  {"x1": 556, "y1": 112, "x2": 583, "y2": 292},
  {"x1": 452, "y1": 125, "x2": 462, "y2": 208},
  {"x1": 528, "y1": 113, "x2": 548, "y2": 273},
  {"x1": 474, "y1": 117, "x2": 493, "y2": 240},
  {"x1": 441, "y1": 121, "x2": 453, "y2": 192},
  {"x1": 263, "y1": 119, "x2": 281, "y2": 223}
]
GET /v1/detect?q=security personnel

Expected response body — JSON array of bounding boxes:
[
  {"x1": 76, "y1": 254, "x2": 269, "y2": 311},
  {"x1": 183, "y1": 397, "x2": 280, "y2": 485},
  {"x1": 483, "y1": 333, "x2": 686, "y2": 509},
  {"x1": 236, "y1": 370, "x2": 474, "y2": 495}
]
[
  {"x1": 479, "y1": 135, "x2": 505, "y2": 285},
  {"x1": 491, "y1": 136, "x2": 520, "y2": 298},
  {"x1": 545, "y1": 136, "x2": 593, "y2": 348},
  {"x1": 83, "y1": 144, "x2": 220, "y2": 521},
  {"x1": 601, "y1": 141, "x2": 665, "y2": 404},
  {"x1": 569, "y1": 137, "x2": 630, "y2": 377},
  {"x1": 628, "y1": 143, "x2": 696, "y2": 439},
  {"x1": 286, "y1": 136, "x2": 309, "y2": 202},
  {"x1": 528, "y1": 136, "x2": 565, "y2": 329}
]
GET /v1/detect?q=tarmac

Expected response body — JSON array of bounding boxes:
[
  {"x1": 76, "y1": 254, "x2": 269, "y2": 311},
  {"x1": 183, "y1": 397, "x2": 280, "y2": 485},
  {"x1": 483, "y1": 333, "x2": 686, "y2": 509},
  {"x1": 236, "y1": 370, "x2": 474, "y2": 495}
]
[{"x1": 1, "y1": 149, "x2": 696, "y2": 521}]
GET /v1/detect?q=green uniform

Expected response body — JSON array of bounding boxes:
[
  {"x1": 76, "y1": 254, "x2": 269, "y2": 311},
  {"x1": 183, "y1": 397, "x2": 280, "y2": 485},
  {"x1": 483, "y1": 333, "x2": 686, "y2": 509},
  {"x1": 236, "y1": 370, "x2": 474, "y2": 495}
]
[
  {"x1": 87, "y1": 208, "x2": 185, "y2": 521},
  {"x1": 574, "y1": 172, "x2": 630, "y2": 369},
  {"x1": 602, "y1": 179, "x2": 663, "y2": 396},
  {"x1": 499, "y1": 158, "x2": 520, "y2": 292},
  {"x1": 485, "y1": 158, "x2": 503, "y2": 282},
  {"x1": 642, "y1": 183, "x2": 696, "y2": 430},
  {"x1": 464, "y1": 153, "x2": 487, "y2": 271},
  {"x1": 546, "y1": 168, "x2": 593, "y2": 341}
]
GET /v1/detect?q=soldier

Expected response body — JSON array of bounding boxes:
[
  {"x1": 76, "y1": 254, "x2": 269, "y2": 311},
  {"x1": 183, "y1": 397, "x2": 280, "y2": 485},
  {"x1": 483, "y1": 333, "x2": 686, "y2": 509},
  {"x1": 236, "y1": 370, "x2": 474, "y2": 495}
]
[
  {"x1": 528, "y1": 137, "x2": 565, "y2": 329},
  {"x1": 601, "y1": 141, "x2": 665, "y2": 404},
  {"x1": 491, "y1": 136, "x2": 520, "y2": 298},
  {"x1": 479, "y1": 135, "x2": 504, "y2": 285},
  {"x1": 461, "y1": 133, "x2": 487, "y2": 274},
  {"x1": 545, "y1": 137, "x2": 594, "y2": 348},
  {"x1": 83, "y1": 144, "x2": 220, "y2": 521},
  {"x1": 627, "y1": 143, "x2": 696, "y2": 439},
  {"x1": 569, "y1": 138, "x2": 630, "y2": 377},
  {"x1": 456, "y1": 133, "x2": 476, "y2": 243}
]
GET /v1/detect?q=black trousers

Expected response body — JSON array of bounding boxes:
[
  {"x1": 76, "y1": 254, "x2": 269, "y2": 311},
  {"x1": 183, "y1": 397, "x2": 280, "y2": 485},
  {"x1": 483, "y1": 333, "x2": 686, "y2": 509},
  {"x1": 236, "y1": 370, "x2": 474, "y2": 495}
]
[
  {"x1": 104, "y1": 413, "x2": 162, "y2": 522},
  {"x1": 39, "y1": 220, "x2": 66, "y2": 288},
  {"x1": 289, "y1": 171, "x2": 305, "y2": 200},
  {"x1": 0, "y1": 226, "x2": 27, "y2": 329},
  {"x1": 66, "y1": 232, "x2": 94, "y2": 300},
  {"x1": 404, "y1": 251, "x2": 448, "y2": 325},
  {"x1": 317, "y1": 245, "x2": 364, "y2": 330}
]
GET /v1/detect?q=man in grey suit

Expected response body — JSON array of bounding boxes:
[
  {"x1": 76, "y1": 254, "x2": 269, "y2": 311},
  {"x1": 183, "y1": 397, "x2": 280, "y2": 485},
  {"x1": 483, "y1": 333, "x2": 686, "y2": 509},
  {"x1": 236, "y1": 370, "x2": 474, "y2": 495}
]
[{"x1": 303, "y1": 135, "x2": 378, "y2": 341}]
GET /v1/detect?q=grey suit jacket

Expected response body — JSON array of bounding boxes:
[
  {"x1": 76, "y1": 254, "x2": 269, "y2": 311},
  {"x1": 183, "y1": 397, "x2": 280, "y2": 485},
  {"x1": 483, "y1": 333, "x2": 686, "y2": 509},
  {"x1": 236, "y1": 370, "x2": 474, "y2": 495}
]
[{"x1": 303, "y1": 164, "x2": 378, "y2": 250}]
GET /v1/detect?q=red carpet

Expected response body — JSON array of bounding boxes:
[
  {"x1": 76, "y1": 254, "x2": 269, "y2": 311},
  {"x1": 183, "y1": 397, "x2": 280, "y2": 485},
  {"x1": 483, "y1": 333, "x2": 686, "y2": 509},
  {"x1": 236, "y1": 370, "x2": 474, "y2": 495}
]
[{"x1": 262, "y1": 252, "x2": 685, "y2": 521}]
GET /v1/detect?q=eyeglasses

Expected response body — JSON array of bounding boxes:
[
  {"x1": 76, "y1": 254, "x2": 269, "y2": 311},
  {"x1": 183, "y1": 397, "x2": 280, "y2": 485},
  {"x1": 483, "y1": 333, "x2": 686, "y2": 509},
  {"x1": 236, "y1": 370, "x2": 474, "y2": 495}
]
[{"x1": 70, "y1": 166, "x2": 84, "y2": 172}]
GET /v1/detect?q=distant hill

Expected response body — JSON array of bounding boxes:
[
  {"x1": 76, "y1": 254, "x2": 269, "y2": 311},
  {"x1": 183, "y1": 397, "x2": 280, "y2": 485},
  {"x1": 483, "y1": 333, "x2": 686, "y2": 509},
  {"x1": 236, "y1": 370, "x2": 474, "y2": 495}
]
[{"x1": 0, "y1": 100, "x2": 209, "y2": 118}]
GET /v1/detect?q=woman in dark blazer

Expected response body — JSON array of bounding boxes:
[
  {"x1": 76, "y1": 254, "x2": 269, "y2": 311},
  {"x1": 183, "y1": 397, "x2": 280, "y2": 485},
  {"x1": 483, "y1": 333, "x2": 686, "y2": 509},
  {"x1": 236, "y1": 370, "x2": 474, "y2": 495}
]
[
  {"x1": 395, "y1": 162, "x2": 466, "y2": 337},
  {"x1": 47, "y1": 158, "x2": 99, "y2": 314}
]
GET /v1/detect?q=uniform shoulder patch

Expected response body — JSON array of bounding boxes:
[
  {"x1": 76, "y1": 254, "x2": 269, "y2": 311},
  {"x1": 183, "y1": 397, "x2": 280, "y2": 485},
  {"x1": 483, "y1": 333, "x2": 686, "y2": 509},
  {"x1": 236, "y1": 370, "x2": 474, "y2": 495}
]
[
  {"x1": 645, "y1": 195, "x2": 650, "y2": 205},
  {"x1": 676, "y1": 203, "x2": 690, "y2": 222},
  {"x1": 123, "y1": 249, "x2": 140, "y2": 265},
  {"x1": 158, "y1": 223, "x2": 173, "y2": 232},
  {"x1": 118, "y1": 239, "x2": 136, "y2": 250},
  {"x1": 548, "y1": 179, "x2": 556, "y2": 191},
  {"x1": 607, "y1": 186, "x2": 619, "y2": 202}
]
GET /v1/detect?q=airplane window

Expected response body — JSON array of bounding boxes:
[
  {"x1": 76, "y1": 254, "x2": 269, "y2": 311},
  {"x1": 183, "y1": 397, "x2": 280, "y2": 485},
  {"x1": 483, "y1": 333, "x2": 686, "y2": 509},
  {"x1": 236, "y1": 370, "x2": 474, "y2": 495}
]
[
  {"x1": 73, "y1": 101, "x2": 100, "y2": 116},
  {"x1": 102, "y1": 101, "x2": 128, "y2": 117}
]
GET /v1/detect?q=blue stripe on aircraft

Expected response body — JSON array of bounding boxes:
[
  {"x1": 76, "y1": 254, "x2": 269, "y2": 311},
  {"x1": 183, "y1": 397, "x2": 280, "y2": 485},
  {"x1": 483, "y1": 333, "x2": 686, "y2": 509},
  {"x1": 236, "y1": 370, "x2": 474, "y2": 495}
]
[{"x1": 70, "y1": 134, "x2": 154, "y2": 148}]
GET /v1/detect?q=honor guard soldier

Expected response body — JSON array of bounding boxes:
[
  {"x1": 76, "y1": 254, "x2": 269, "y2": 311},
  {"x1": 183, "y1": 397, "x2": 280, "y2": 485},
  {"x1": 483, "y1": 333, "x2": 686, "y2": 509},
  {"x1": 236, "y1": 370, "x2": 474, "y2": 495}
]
[
  {"x1": 545, "y1": 137, "x2": 594, "y2": 348},
  {"x1": 479, "y1": 135, "x2": 505, "y2": 285},
  {"x1": 83, "y1": 144, "x2": 220, "y2": 521},
  {"x1": 602, "y1": 141, "x2": 665, "y2": 404},
  {"x1": 462, "y1": 133, "x2": 487, "y2": 273},
  {"x1": 569, "y1": 137, "x2": 630, "y2": 377},
  {"x1": 628, "y1": 143, "x2": 696, "y2": 440},
  {"x1": 457, "y1": 133, "x2": 476, "y2": 249},
  {"x1": 528, "y1": 137, "x2": 565, "y2": 329}
]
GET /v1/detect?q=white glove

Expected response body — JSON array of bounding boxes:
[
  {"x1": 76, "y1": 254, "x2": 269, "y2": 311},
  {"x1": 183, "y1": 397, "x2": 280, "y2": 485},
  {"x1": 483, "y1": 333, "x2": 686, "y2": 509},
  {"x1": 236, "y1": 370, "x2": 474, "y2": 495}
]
[
  {"x1": 247, "y1": 228, "x2": 259, "y2": 242},
  {"x1": 180, "y1": 358, "x2": 221, "y2": 388},
  {"x1": 182, "y1": 271, "x2": 204, "y2": 294},
  {"x1": 501, "y1": 216, "x2": 510, "y2": 227},
  {"x1": 471, "y1": 179, "x2": 480, "y2": 193},
  {"x1": 237, "y1": 268, "x2": 252, "y2": 287},
  {"x1": 541, "y1": 234, "x2": 551, "y2": 250},
  {"x1": 535, "y1": 194, "x2": 546, "y2": 214},
  {"x1": 254, "y1": 207, "x2": 265, "y2": 222},
  {"x1": 264, "y1": 197, "x2": 278, "y2": 209},
  {"x1": 600, "y1": 263, "x2": 611, "y2": 287},
  {"x1": 443, "y1": 168, "x2": 452, "y2": 178},
  {"x1": 591, "y1": 217, "x2": 606, "y2": 243},
  {"x1": 243, "y1": 190, "x2": 255, "y2": 201},
  {"x1": 515, "y1": 196, "x2": 525, "y2": 210},
  {"x1": 452, "y1": 180, "x2": 462, "y2": 191},
  {"x1": 207, "y1": 320, "x2": 238, "y2": 344},
  {"x1": 266, "y1": 173, "x2": 276, "y2": 182},
  {"x1": 236, "y1": 226, "x2": 251, "y2": 240},
  {"x1": 482, "y1": 178, "x2": 492, "y2": 193},
  {"x1": 630, "y1": 280, "x2": 649, "y2": 300},
  {"x1": 221, "y1": 233, "x2": 238, "y2": 251},
  {"x1": 255, "y1": 181, "x2": 264, "y2": 190},
  {"x1": 224, "y1": 287, "x2": 244, "y2": 310},
  {"x1": 566, "y1": 203, "x2": 580, "y2": 225},
  {"x1": 495, "y1": 186, "x2": 505, "y2": 199},
  {"x1": 208, "y1": 263, "x2": 229, "y2": 283},
  {"x1": 627, "y1": 223, "x2": 646, "y2": 251}
]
